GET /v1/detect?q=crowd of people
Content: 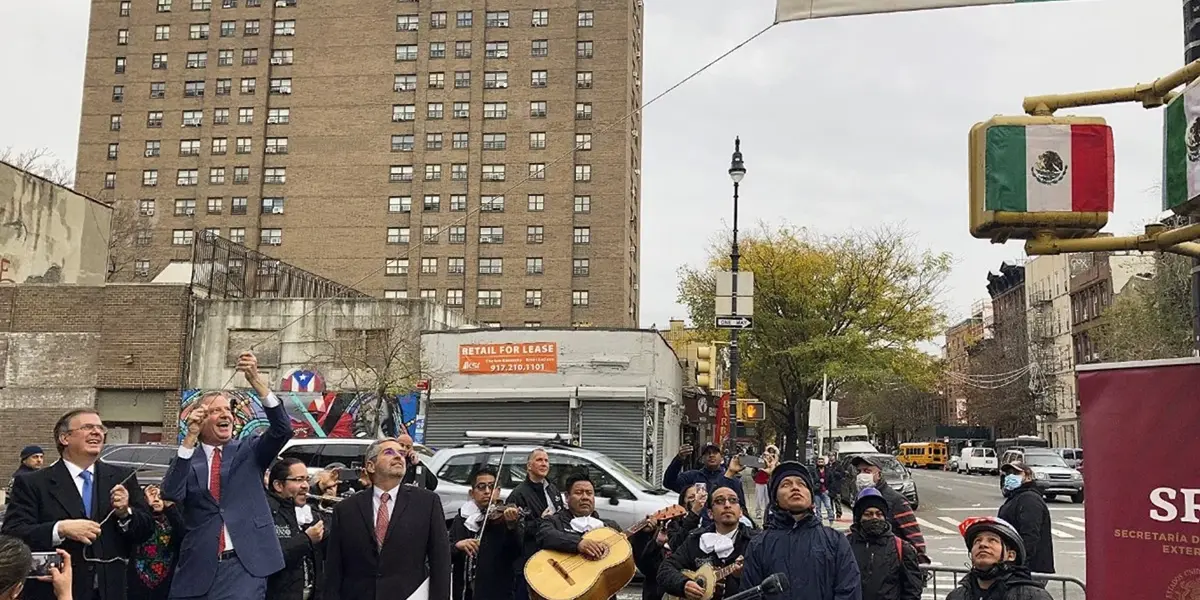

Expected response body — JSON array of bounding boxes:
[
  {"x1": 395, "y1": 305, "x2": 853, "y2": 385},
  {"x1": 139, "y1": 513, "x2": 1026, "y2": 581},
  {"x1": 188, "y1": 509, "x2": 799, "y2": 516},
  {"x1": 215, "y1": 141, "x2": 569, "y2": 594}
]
[{"x1": 0, "y1": 353, "x2": 1055, "y2": 600}]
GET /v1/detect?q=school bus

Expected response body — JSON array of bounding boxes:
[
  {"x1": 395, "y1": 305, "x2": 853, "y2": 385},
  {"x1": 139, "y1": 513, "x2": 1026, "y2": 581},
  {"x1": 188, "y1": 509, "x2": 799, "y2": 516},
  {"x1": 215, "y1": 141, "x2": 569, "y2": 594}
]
[{"x1": 897, "y1": 442, "x2": 950, "y2": 469}]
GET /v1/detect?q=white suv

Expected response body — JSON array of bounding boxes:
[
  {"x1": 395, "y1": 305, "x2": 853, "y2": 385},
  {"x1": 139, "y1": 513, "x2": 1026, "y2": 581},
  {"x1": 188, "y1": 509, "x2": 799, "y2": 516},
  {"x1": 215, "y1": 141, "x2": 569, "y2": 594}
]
[{"x1": 278, "y1": 438, "x2": 434, "y2": 476}]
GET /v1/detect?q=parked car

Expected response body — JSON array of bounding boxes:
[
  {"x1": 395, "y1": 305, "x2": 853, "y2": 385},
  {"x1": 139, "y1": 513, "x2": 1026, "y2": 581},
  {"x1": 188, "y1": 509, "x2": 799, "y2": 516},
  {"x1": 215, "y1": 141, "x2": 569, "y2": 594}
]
[
  {"x1": 999, "y1": 448, "x2": 1084, "y2": 503},
  {"x1": 1051, "y1": 447, "x2": 1083, "y2": 469},
  {"x1": 424, "y1": 441, "x2": 676, "y2": 531},
  {"x1": 278, "y1": 437, "x2": 434, "y2": 477},
  {"x1": 98, "y1": 443, "x2": 176, "y2": 488},
  {"x1": 834, "y1": 452, "x2": 919, "y2": 510},
  {"x1": 958, "y1": 447, "x2": 1000, "y2": 475}
]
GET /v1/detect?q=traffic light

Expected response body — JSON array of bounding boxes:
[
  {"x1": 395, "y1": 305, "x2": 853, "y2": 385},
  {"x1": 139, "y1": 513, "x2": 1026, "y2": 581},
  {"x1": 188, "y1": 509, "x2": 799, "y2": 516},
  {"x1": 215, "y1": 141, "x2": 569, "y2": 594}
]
[
  {"x1": 695, "y1": 344, "x2": 714, "y2": 390},
  {"x1": 737, "y1": 400, "x2": 765, "y2": 422}
]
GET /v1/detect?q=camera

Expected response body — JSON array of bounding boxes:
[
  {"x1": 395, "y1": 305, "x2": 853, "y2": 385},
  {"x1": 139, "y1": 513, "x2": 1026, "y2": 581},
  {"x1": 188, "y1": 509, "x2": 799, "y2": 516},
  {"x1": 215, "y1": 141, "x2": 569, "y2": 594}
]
[{"x1": 28, "y1": 552, "x2": 63, "y2": 579}]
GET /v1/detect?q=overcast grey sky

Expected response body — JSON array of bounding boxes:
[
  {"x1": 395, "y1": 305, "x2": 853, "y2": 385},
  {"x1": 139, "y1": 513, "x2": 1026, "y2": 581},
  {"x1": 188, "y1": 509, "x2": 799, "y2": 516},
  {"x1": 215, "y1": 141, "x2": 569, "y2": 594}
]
[{"x1": 0, "y1": 0, "x2": 1177, "y2": 334}]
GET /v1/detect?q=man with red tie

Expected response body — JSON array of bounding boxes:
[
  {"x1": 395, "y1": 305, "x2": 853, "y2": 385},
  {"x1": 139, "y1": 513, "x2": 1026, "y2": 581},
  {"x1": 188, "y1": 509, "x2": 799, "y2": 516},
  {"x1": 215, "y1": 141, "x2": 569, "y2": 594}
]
[
  {"x1": 322, "y1": 438, "x2": 451, "y2": 600},
  {"x1": 162, "y1": 352, "x2": 295, "y2": 600}
]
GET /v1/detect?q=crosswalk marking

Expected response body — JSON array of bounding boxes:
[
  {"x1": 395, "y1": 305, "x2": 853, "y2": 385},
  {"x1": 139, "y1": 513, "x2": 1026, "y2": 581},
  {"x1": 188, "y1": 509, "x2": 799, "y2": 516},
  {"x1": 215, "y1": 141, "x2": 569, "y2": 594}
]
[
  {"x1": 917, "y1": 517, "x2": 959, "y2": 535},
  {"x1": 915, "y1": 513, "x2": 1086, "y2": 539},
  {"x1": 1067, "y1": 516, "x2": 1085, "y2": 524},
  {"x1": 1049, "y1": 528, "x2": 1072, "y2": 538},
  {"x1": 1057, "y1": 521, "x2": 1085, "y2": 531}
]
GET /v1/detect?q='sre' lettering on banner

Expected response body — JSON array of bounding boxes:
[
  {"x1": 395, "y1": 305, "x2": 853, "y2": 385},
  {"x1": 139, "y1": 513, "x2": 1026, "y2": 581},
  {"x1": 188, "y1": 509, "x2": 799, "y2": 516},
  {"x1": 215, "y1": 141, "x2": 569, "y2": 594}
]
[{"x1": 458, "y1": 342, "x2": 559, "y2": 375}]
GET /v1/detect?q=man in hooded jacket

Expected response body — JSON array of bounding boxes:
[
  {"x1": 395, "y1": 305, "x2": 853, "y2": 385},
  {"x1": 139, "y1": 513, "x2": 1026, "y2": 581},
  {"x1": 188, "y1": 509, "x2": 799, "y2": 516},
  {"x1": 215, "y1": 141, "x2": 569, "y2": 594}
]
[
  {"x1": 946, "y1": 517, "x2": 1052, "y2": 600},
  {"x1": 742, "y1": 462, "x2": 861, "y2": 600},
  {"x1": 846, "y1": 489, "x2": 922, "y2": 600}
]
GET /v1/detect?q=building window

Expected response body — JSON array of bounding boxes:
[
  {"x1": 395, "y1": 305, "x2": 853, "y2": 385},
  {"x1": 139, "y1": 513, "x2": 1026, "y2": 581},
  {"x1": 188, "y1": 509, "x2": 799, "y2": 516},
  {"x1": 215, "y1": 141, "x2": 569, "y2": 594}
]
[
  {"x1": 187, "y1": 51, "x2": 207, "y2": 68},
  {"x1": 573, "y1": 227, "x2": 590, "y2": 244},
  {"x1": 215, "y1": 79, "x2": 232, "y2": 95},
  {"x1": 483, "y1": 102, "x2": 506, "y2": 119},
  {"x1": 395, "y1": 74, "x2": 417, "y2": 91},
  {"x1": 422, "y1": 226, "x2": 439, "y2": 242},
  {"x1": 272, "y1": 20, "x2": 294, "y2": 35},
  {"x1": 260, "y1": 228, "x2": 282, "y2": 245},
  {"x1": 578, "y1": 10, "x2": 594, "y2": 26},
  {"x1": 135, "y1": 231, "x2": 152, "y2": 246},
  {"x1": 243, "y1": 48, "x2": 259, "y2": 65},
  {"x1": 271, "y1": 49, "x2": 293, "y2": 65},
  {"x1": 390, "y1": 166, "x2": 413, "y2": 182},
  {"x1": 268, "y1": 108, "x2": 290, "y2": 124},
  {"x1": 448, "y1": 227, "x2": 466, "y2": 244},
  {"x1": 396, "y1": 44, "x2": 418, "y2": 61},
  {"x1": 145, "y1": 140, "x2": 162, "y2": 157},
  {"x1": 384, "y1": 290, "x2": 407, "y2": 299},
  {"x1": 386, "y1": 258, "x2": 410, "y2": 276},
  {"x1": 387, "y1": 227, "x2": 410, "y2": 244},
  {"x1": 485, "y1": 41, "x2": 508, "y2": 59},
  {"x1": 110, "y1": 115, "x2": 122, "y2": 131},
  {"x1": 118, "y1": 29, "x2": 130, "y2": 44},
  {"x1": 427, "y1": 102, "x2": 444, "y2": 119},
  {"x1": 484, "y1": 71, "x2": 507, "y2": 89},
  {"x1": 207, "y1": 197, "x2": 223, "y2": 213},
  {"x1": 456, "y1": 10, "x2": 472, "y2": 27},
  {"x1": 211, "y1": 138, "x2": 228, "y2": 155},
  {"x1": 213, "y1": 108, "x2": 230, "y2": 124},
  {"x1": 447, "y1": 289, "x2": 464, "y2": 306},
  {"x1": 192, "y1": 0, "x2": 211, "y2": 9},
  {"x1": 574, "y1": 195, "x2": 591, "y2": 213},
  {"x1": 576, "y1": 41, "x2": 593, "y2": 58},
  {"x1": 235, "y1": 137, "x2": 252, "y2": 154},
  {"x1": 184, "y1": 81, "x2": 206, "y2": 97},
  {"x1": 527, "y1": 225, "x2": 544, "y2": 244},
  {"x1": 231, "y1": 197, "x2": 248, "y2": 215},
  {"x1": 269, "y1": 78, "x2": 292, "y2": 94},
  {"x1": 423, "y1": 194, "x2": 441, "y2": 211},
  {"x1": 573, "y1": 258, "x2": 590, "y2": 276},
  {"x1": 452, "y1": 132, "x2": 469, "y2": 149},
  {"x1": 172, "y1": 229, "x2": 194, "y2": 245},
  {"x1": 241, "y1": 78, "x2": 257, "y2": 94},
  {"x1": 425, "y1": 133, "x2": 442, "y2": 150},
  {"x1": 529, "y1": 132, "x2": 547, "y2": 150},
  {"x1": 421, "y1": 257, "x2": 438, "y2": 274},
  {"x1": 477, "y1": 290, "x2": 502, "y2": 307},
  {"x1": 397, "y1": 14, "x2": 419, "y2": 31},
  {"x1": 453, "y1": 102, "x2": 470, "y2": 118},
  {"x1": 429, "y1": 42, "x2": 446, "y2": 58},
  {"x1": 529, "y1": 101, "x2": 547, "y2": 118},
  {"x1": 392, "y1": 134, "x2": 415, "y2": 152},
  {"x1": 485, "y1": 11, "x2": 509, "y2": 27},
  {"x1": 482, "y1": 195, "x2": 504, "y2": 212},
  {"x1": 266, "y1": 137, "x2": 288, "y2": 154},
  {"x1": 177, "y1": 169, "x2": 199, "y2": 186},
  {"x1": 120, "y1": 1, "x2": 132, "y2": 15},
  {"x1": 149, "y1": 82, "x2": 166, "y2": 99},
  {"x1": 189, "y1": 23, "x2": 209, "y2": 39},
  {"x1": 483, "y1": 133, "x2": 506, "y2": 150},
  {"x1": 150, "y1": 54, "x2": 168, "y2": 71},
  {"x1": 264, "y1": 167, "x2": 286, "y2": 184},
  {"x1": 104, "y1": 173, "x2": 117, "y2": 189},
  {"x1": 528, "y1": 164, "x2": 546, "y2": 180},
  {"x1": 575, "y1": 165, "x2": 592, "y2": 182},
  {"x1": 174, "y1": 198, "x2": 197, "y2": 215},
  {"x1": 107, "y1": 143, "x2": 119, "y2": 160},
  {"x1": 261, "y1": 197, "x2": 284, "y2": 214},
  {"x1": 572, "y1": 290, "x2": 590, "y2": 306},
  {"x1": 527, "y1": 194, "x2": 545, "y2": 211},
  {"x1": 429, "y1": 12, "x2": 447, "y2": 28},
  {"x1": 450, "y1": 194, "x2": 467, "y2": 210},
  {"x1": 576, "y1": 103, "x2": 592, "y2": 119},
  {"x1": 139, "y1": 199, "x2": 156, "y2": 216},
  {"x1": 115, "y1": 57, "x2": 127, "y2": 74},
  {"x1": 482, "y1": 164, "x2": 505, "y2": 181},
  {"x1": 479, "y1": 258, "x2": 503, "y2": 275},
  {"x1": 155, "y1": 24, "x2": 170, "y2": 39},
  {"x1": 531, "y1": 40, "x2": 548, "y2": 57},
  {"x1": 479, "y1": 226, "x2": 504, "y2": 244},
  {"x1": 526, "y1": 257, "x2": 543, "y2": 275},
  {"x1": 208, "y1": 167, "x2": 225, "y2": 184},
  {"x1": 133, "y1": 260, "x2": 151, "y2": 277},
  {"x1": 388, "y1": 196, "x2": 412, "y2": 213},
  {"x1": 233, "y1": 166, "x2": 250, "y2": 184},
  {"x1": 418, "y1": 289, "x2": 436, "y2": 300},
  {"x1": 428, "y1": 72, "x2": 445, "y2": 89},
  {"x1": 525, "y1": 289, "x2": 543, "y2": 307},
  {"x1": 424, "y1": 165, "x2": 442, "y2": 181},
  {"x1": 142, "y1": 170, "x2": 159, "y2": 186},
  {"x1": 393, "y1": 104, "x2": 415, "y2": 122},
  {"x1": 577, "y1": 72, "x2": 593, "y2": 89},
  {"x1": 220, "y1": 20, "x2": 236, "y2": 36},
  {"x1": 531, "y1": 9, "x2": 549, "y2": 26}
]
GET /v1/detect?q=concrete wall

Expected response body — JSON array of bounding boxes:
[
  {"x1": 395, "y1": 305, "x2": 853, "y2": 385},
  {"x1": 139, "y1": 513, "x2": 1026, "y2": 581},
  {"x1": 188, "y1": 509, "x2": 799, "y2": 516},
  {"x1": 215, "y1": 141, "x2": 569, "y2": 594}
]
[
  {"x1": 421, "y1": 328, "x2": 683, "y2": 403},
  {"x1": 190, "y1": 298, "x2": 469, "y2": 390},
  {"x1": 0, "y1": 283, "x2": 191, "y2": 484},
  {"x1": 0, "y1": 161, "x2": 112, "y2": 285}
]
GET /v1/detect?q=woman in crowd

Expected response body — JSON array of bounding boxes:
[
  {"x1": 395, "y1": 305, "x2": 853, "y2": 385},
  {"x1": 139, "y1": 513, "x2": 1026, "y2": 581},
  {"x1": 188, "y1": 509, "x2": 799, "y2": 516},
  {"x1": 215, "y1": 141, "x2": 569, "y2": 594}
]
[{"x1": 128, "y1": 485, "x2": 185, "y2": 600}]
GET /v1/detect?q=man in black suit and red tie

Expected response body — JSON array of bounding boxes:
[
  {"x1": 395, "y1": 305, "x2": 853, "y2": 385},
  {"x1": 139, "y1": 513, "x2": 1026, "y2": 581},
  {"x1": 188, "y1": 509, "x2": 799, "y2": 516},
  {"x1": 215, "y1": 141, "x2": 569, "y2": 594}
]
[{"x1": 322, "y1": 438, "x2": 451, "y2": 600}]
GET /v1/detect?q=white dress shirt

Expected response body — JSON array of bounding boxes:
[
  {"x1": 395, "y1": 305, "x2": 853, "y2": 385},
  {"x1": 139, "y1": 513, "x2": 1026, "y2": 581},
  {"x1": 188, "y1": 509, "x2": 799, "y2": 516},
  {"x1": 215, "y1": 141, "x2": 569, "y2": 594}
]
[
  {"x1": 51, "y1": 459, "x2": 96, "y2": 546},
  {"x1": 176, "y1": 391, "x2": 281, "y2": 552},
  {"x1": 373, "y1": 484, "x2": 402, "y2": 520}
]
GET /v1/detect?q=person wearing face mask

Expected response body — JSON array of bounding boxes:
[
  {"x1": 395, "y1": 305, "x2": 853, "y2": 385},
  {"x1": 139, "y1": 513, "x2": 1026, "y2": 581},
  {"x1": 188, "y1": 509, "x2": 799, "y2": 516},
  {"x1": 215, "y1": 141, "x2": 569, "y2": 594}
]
[
  {"x1": 657, "y1": 486, "x2": 758, "y2": 600},
  {"x1": 995, "y1": 462, "x2": 1053, "y2": 575},
  {"x1": 849, "y1": 456, "x2": 927, "y2": 563},
  {"x1": 946, "y1": 517, "x2": 1051, "y2": 600},
  {"x1": 741, "y1": 462, "x2": 860, "y2": 600},
  {"x1": 0, "y1": 536, "x2": 73, "y2": 600},
  {"x1": 266, "y1": 458, "x2": 326, "y2": 600},
  {"x1": 846, "y1": 489, "x2": 922, "y2": 600}
]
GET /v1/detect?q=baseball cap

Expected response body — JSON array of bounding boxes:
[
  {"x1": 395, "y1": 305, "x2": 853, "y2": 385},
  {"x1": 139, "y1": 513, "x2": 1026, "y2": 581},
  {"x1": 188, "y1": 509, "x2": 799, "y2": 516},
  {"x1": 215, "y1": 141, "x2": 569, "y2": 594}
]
[{"x1": 1000, "y1": 461, "x2": 1032, "y2": 475}]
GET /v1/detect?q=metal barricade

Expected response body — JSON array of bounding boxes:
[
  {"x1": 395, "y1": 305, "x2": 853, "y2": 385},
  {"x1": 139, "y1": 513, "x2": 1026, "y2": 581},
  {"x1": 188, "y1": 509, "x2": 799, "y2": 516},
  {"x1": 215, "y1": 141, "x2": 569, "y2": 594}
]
[{"x1": 920, "y1": 565, "x2": 1087, "y2": 599}]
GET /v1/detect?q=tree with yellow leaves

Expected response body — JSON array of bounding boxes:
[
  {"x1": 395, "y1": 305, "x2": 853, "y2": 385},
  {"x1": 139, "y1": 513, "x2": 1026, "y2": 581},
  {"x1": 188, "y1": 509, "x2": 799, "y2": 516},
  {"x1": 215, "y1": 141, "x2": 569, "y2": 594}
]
[{"x1": 676, "y1": 224, "x2": 951, "y2": 459}]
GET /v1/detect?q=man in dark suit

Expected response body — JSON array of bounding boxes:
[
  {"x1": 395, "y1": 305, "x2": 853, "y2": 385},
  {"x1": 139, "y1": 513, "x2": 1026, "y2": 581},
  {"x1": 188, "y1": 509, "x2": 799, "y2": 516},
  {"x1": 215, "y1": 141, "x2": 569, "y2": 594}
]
[
  {"x1": 323, "y1": 438, "x2": 451, "y2": 600},
  {"x1": 162, "y1": 352, "x2": 295, "y2": 600},
  {"x1": 2, "y1": 408, "x2": 155, "y2": 600}
]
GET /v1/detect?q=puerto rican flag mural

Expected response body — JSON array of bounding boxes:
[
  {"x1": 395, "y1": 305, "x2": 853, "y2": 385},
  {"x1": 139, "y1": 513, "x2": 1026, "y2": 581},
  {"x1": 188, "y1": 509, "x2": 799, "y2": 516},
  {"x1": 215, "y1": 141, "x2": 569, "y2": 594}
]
[{"x1": 280, "y1": 369, "x2": 326, "y2": 393}]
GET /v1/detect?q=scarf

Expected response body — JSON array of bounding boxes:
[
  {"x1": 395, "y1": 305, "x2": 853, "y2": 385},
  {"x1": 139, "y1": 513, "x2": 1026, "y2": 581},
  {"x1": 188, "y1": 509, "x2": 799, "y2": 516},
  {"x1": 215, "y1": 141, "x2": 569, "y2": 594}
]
[
  {"x1": 570, "y1": 516, "x2": 606, "y2": 533},
  {"x1": 699, "y1": 528, "x2": 738, "y2": 559},
  {"x1": 295, "y1": 504, "x2": 314, "y2": 527},
  {"x1": 460, "y1": 501, "x2": 487, "y2": 533}
]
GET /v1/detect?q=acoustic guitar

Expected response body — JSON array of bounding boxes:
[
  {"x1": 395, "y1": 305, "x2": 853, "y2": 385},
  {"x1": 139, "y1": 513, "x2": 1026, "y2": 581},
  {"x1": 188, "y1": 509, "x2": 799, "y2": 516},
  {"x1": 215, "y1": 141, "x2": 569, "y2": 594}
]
[
  {"x1": 525, "y1": 504, "x2": 687, "y2": 600},
  {"x1": 662, "y1": 557, "x2": 743, "y2": 600}
]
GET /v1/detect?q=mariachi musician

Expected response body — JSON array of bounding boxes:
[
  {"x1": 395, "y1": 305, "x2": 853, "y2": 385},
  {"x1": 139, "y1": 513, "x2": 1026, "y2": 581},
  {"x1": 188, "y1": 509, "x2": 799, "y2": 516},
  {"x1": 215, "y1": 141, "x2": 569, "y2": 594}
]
[{"x1": 449, "y1": 467, "x2": 523, "y2": 600}]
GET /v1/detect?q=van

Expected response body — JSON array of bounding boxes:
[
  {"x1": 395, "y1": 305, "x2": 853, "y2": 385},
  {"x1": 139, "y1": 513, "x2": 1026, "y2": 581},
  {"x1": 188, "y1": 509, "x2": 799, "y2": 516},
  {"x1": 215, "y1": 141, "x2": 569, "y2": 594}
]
[
  {"x1": 957, "y1": 446, "x2": 999, "y2": 475},
  {"x1": 897, "y1": 442, "x2": 949, "y2": 469},
  {"x1": 1051, "y1": 448, "x2": 1083, "y2": 469}
]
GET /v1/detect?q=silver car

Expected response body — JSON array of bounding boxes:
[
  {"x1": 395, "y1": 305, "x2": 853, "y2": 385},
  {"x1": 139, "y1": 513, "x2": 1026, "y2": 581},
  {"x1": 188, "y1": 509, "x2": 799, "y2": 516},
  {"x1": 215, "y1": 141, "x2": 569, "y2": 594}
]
[
  {"x1": 1000, "y1": 449, "x2": 1084, "y2": 503},
  {"x1": 425, "y1": 443, "x2": 676, "y2": 530}
]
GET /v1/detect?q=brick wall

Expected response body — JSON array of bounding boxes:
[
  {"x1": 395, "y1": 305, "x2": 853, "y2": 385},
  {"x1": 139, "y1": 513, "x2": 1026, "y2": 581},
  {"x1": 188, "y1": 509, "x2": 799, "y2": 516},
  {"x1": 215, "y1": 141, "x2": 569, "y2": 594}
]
[{"x1": 0, "y1": 284, "x2": 190, "y2": 486}]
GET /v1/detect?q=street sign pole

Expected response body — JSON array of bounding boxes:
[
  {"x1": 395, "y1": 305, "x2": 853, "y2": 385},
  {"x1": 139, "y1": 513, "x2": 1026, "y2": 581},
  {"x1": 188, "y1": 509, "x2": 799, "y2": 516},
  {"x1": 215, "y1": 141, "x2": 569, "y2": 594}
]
[{"x1": 1186, "y1": 1, "x2": 1200, "y2": 355}]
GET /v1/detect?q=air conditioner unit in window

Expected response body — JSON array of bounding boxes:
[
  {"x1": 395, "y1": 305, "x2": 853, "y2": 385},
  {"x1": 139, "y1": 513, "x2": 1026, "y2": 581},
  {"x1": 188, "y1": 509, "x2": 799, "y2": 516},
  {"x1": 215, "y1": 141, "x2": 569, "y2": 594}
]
[
  {"x1": 270, "y1": 57, "x2": 284, "y2": 65},
  {"x1": 265, "y1": 147, "x2": 277, "y2": 154},
  {"x1": 496, "y1": 82, "x2": 507, "y2": 88},
  {"x1": 144, "y1": 150, "x2": 156, "y2": 157},
  {"x1": 271, "y1": 207, "x2": 283, "y2": 214},
  {"x1": 404, "y1": 24, "x2": 417, "y2": 31},
  {"x1": 267, "y1": 239, "x2": 281, "y2": 245},
  {"x1": 496, "y1": 51, "x2": 508, "y2": 58},
  {"x1": 185, "y1": 209, "x2": 195, "y2": 215},
  {"x1": 267, "y1": 116, "x2": 280, "y2": 123}
]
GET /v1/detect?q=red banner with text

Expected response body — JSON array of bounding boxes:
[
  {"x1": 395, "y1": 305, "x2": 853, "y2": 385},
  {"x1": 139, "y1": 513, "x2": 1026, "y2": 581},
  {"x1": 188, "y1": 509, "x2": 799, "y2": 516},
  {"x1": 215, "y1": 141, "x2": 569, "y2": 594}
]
[
  {"x1": 714, "y1": 393, "x2": 730, "y2": 445},
  {"x1": 1078, "y1": 358, "x2": 1200, "y2": 599}
]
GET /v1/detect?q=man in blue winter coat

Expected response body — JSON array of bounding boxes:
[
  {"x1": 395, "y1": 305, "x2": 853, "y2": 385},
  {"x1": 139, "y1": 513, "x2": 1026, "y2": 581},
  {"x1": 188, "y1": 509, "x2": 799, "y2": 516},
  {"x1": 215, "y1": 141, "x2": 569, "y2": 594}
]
[
  {"x1": 662, "y1": 443, "x2": 747, "y2": 509},
  {"x1": 742, "y1": 461, "x2": 861, "y2": 600}
]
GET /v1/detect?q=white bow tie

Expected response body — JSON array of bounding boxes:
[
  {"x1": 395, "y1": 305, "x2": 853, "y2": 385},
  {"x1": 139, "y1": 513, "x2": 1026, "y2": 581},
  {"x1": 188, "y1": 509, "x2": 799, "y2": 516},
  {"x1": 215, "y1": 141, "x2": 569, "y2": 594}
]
[
  {"x1": 699, "y1": 531, "x2": 737, "y2": 559},
  {"x1": 460, "y1": 502, "x2": 486, "y2": 533},
  {"x1": 570, "y1": 516, "x2": 606, "y2": 533}
]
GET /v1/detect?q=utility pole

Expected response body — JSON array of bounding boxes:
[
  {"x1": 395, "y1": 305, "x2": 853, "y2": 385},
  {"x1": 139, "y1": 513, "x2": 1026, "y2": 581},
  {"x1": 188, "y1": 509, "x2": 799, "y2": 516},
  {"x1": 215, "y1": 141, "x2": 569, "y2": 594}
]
[
  {"x1": 1188, "y1": 0, "x2": 1200, "y2": 354},
  {"x1": 727, "y1": 139, "x2": 746, "y2": 452},
  {"x1": 823, "y1": 373, "x2": 831, "y2": 457}
]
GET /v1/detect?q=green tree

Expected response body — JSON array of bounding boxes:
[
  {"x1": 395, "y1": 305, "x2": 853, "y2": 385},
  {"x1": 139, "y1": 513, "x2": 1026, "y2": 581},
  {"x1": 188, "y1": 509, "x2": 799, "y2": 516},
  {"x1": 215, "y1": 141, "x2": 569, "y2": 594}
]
[
  {"x1": 1092, "y1": 252, "x2": 1194, "y2": 361},
  {"x1": 676, "y1": 225, "x2": 951, "y2": 459}
]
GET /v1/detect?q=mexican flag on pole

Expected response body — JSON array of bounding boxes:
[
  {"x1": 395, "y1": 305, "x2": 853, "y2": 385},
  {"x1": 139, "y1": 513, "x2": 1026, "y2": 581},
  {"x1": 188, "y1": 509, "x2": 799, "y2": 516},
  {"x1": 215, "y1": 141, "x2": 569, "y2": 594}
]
[
  {"x1": 777, "y1": 0, "x2": 1075, "y2": 22},
  {"x1": 1163, "y1": 79, "x2": 1200, "y2": 215},
  {"x1": 983, "y1": 124, "x2": 1114, "y2": 213}
]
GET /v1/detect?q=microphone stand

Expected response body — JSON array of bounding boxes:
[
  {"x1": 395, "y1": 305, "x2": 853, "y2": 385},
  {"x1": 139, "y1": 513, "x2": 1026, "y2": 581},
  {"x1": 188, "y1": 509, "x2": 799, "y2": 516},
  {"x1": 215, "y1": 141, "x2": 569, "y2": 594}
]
[{"x1": 721, "y1": 574, "x2": 789, "y2": 600}]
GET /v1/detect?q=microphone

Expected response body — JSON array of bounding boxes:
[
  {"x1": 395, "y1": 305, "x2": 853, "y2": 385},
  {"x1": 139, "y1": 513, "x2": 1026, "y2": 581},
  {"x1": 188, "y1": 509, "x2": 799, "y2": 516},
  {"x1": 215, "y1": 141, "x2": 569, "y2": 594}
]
[{"x1": 722, "y1": 573, "x2": 789, "y2": 600}]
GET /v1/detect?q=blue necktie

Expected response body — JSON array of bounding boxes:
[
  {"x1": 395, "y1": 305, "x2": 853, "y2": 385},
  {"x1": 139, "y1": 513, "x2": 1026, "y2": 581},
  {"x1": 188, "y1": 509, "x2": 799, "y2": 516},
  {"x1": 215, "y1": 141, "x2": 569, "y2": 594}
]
[{"x1": 79, "y1": 470, "x2": 93, "y2": 519}]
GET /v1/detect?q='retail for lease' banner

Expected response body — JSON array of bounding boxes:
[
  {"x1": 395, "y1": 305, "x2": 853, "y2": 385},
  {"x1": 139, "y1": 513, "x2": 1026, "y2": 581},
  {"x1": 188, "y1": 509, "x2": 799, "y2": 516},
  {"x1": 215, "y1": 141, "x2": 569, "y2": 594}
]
[
  {"x1": 775, "y1": 0, "x2": 1077, "y2": 23},
  {"x1": 1077, "y1": 357, "x2": 1200, "y2": 600}
]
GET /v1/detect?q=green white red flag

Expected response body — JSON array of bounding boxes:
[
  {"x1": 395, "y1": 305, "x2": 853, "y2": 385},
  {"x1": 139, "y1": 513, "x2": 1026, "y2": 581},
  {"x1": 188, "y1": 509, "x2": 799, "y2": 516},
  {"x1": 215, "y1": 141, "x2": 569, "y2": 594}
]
[
  {"x1": 1162, "y1": 79, "x2": 1200, "y2": 214},
  {"x1": 776, "y1": 0, "x2": 1073, "y2": 22},
  {"x1": 982, "y1": 123, "x2": 1114, "y2": 213}
]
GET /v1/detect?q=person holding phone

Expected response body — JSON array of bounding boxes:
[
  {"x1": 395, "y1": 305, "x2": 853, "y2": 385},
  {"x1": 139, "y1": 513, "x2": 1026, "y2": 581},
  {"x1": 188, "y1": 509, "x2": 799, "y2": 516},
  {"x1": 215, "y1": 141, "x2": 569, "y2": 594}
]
[
  {"x1": 396, "y1": 434, "x2": 437, "y2": 491},
  {"x1": 0, "y1": 535, "x2": 73, "y2": 600},
  {"x1": 662, "y1": 444, "x2": 747, "y2": 510}
]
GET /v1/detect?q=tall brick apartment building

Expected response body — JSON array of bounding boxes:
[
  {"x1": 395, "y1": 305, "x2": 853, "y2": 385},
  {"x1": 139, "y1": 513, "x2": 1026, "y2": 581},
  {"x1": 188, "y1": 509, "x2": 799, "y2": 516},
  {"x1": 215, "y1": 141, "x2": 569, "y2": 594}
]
[
  {"x1": 0, "y1": 284, "x2": 191, "y2": 484},
  {"x1": 75, "y1": 0, "x2": 644, "y2": 329}
]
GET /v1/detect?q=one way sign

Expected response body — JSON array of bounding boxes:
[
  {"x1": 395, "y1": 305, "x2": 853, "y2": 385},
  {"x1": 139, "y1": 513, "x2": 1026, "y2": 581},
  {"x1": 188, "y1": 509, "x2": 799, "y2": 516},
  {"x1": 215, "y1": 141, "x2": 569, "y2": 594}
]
[{"x1": 715, "y1": 316, "x2": 753, "y2": 329}]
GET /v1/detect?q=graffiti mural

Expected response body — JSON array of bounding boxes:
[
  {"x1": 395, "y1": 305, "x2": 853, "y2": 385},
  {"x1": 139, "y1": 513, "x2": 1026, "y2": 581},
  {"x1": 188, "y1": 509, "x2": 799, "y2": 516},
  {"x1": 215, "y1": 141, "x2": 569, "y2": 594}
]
[{"x1": 179, "y1": 371, "x2": 423, "y2": 443}]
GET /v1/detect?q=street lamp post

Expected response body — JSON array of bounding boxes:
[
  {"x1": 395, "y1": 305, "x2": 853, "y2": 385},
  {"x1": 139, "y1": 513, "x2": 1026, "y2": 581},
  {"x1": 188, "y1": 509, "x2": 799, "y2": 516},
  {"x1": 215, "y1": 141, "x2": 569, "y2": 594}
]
[
  {"x1": 727, "y1": 138, "x2": 746, "y2": 452},
  {"x1": 1186, "y1": 2, "x2": 1200, "y2": 354}
]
